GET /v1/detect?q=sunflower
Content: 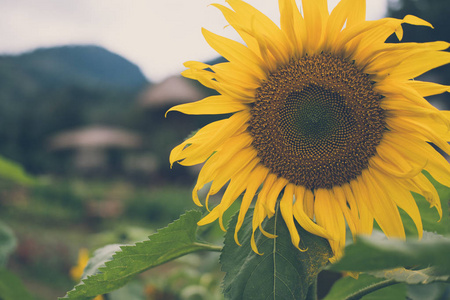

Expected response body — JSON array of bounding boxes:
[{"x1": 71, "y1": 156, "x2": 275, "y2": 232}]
[{"x1": 168, "y1": 0, "x2": 450, "y2": 260}]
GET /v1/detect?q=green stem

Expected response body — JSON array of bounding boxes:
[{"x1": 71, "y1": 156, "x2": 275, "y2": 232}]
[
  {"x1": 305, "y1": 277, "x2": 318, "y2": 300},
  {"x1": 346, "y1": 279, "x2": 398, "y2": 300},
  {"x1": 194, "y1": 242, "x2": 222, "y2": 252}
]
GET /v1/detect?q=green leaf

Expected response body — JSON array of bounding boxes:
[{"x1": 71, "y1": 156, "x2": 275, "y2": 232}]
[
  {"x1": 323, "y1": 274, "x2": 406, "y2": 300},
  {"x1": 62, "y1": 210, "x2": 221, "y2": 300},
  {"x1": 361, "y1": 283, "x2": 407, "y2": 300},
  {"x1": 407, "y1": 283, "x2": 449, "y2": 300},
  {"x1": 330, "y1": 232, "x2": 450, "y2": 274},
  {"x1": 221, "y1": 205, "x2": 332, "y2": 300},
  {"x1": 0, "y1": 268, "x2": 34, "y2": 300},
  {"x1": 0, "y1": 156, "x2": 35, "y2": 185},
  {"x1": 0, "y1": 221, "x2": 17, "y2": 266},
  {"x1": 82, "y1": 244, "x2": 124, "y2": 278}
]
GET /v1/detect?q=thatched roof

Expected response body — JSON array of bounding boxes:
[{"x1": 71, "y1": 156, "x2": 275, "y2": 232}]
[
  {"x1": 138, "y1": 75, "x2": 207, "y2": 108},
  {"x1": 48, "y1": 126, "x2": 142, "y2": 150}
]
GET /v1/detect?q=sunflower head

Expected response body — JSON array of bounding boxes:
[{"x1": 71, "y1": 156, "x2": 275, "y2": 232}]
[{"x1": 168, "y1": 0, "x2": 450, "y2": 260}]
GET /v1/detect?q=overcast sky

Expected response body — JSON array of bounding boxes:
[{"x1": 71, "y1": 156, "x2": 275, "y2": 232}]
[{"x1": 1, "y1": 0, "x2": 387, "y2": 82}]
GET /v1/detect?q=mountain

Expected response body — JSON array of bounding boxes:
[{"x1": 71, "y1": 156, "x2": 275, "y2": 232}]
[
  {"x1": 0, "y1": 45, "x2": 148, "y2": 94},
  {"x1": 0, "y1": 45, "x2": 149, "y2": 173}
]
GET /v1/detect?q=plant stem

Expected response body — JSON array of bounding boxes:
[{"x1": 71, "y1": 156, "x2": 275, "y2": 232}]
[
  {"x1": 194, "y1": 242, "x2": 222, "y2": 252},
  {"x1": 346, "y1": 279, "x2": 398, "y2": 300},
  {"x1": 306, "y1": 277, "x2": 318, "y2": 300}
]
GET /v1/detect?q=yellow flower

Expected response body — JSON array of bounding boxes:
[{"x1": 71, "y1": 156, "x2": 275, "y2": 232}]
[
  {"x1": 70, "y1": 248, "x2": 90, "y2": 281},
  {"x1": 168, "y1": 0, "x2": 450, "y2": 261}
]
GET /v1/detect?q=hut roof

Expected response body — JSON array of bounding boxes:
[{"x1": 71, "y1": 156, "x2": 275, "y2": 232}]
[
  {"x1": 49, "y1": 126, "x2": 142, "y2": 150},
  {"x1": 138, "y1": 75, "x2": 206, "y2": 107}
]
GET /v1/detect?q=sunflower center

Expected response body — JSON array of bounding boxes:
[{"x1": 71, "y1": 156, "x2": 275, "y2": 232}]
[{"x1": 249, "y1": 53, "x2": 385, "y2": 190}]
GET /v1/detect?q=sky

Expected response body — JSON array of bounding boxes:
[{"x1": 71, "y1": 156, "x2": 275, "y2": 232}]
[{"x1": 1, "y1": 0, "x2": 388, "y2": 82}]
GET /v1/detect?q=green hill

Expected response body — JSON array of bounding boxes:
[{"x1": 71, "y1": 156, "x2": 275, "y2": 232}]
[{"x1": 0, "y1": 45, "x2": 149, "y2": 173}]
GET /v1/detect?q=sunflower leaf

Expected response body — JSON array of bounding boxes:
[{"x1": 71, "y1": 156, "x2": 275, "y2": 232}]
[
  {"x1": 221, "y1": 206, "x2": 332, "y2": 300},
  {"x1": 62, "y1": 210, "x2": 220, "y2": 300},
  {"x1": 330, "y1": 232, "x2": 450, "y2": 275},
  {"x1": 323, "y1": 273, "x2": 407, "y2": 300},
  {"x1": 407, "y1": 283, "x2": 450, "y2": 300}
]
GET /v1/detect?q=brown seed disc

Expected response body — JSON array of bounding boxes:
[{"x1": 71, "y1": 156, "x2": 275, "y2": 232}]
[{"x1": 248, "y1": 53, "x2": 385, "y2": 190}]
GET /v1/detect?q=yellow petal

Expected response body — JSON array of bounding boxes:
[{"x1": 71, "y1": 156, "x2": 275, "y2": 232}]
[
  {"x1": 302, "y1": 0, "x2": 328, "y2": 53},
  {"x1": 278, "y1": 0, "x2": 306, "y2": 56},
  {"x1": 408, "y1": 81, "x2": 450, "y2": 97},
  {"x1": 234, "y1": 165, "x2": 269, "y2": 245},
  {"x1": 303, "y1": 188, "x2": 315, "y2": 219},
  {"x1": 334, "y1": 19, "x2": 390, "y2": 53},
  {"x1": 192, "y1": 154, "x2": 220, "y2": 207},
  {"x1": 167, "y1": 95, "x2": 248, "y2": 116},
  {"x1": 406, "y1": 173, "x2": 442, "y2": 219},
  {"x1": 402, "y1": 15, "x2": 433, "y2": 28},
  {"x1": 375, "y1": 79, "x2": 438, "y2": 111},
  {"x1": 169, "y1": 118, "x2": 227, "y2": 166},
  {"x1": 314, "y1": 188, "x2": 346, "y2": 259},
  {"x1": 345, "y1": 15, "x2": 432, "y2": 59},
  {"x1": 183, "y1": 60, "x2": 211, "y2": 70},
  {"x1": 324, "y1": 0, "x2": 352, "y2": 50},
  {"x1": 218, "y1": 158, "x2": 260, "y2": 217},
  {"x1": 293, "y1": 185, "x2": 332, "y2": 240},
  {"x1": 209, "y1": 147, "x2": 258, "y2": 195},
  {"x1": 339, "y1": 183, "x2": 360, "y2": 231},
  {"x1": 327, "y1": 0, "x2": 366, "y2": 53},
  {"x1": 345, "y1": 0, "x2": 366, "y2": 27},
  {"x1": 212, "y1": 62, "x2": 262, "y2": 90},
  {"x1": 181, "y1": 67, "x2": 256, "y2": 102},
  {"x1": 199, "y1": 158, "x2": 259, "y2": 230},
  {"x1": 172, "y1": 111, "x2": 250, "y2": 166},
  {"x1": 264, "y1": 176, "x2": 289, "y2": 218},
  {"x1": 332, "y1": 185, "x2": 357, "y2": 236},
  {"x1": 388, "y1": 51, "x2": 450, "y2": 80},
  {"x1": 181, "y1": 68, "x2": 217, "y2": 90},
  {"x1": 380, "y1": 97, "x2": 444, "y2": 122},
  {"x1": 383, "y1": 133, "x2": 450, "y2": 188},
  {"x1": 345, "y1": 181, "x2": 373, "y2": 235},
  {"x1": 211, "y1": 3, "x2": 262, "y2": 58},
  {"x1": 386, "y1": 115, "x2": 450, "y2": 155},
  {"x1": 372, "y1": 135, "x2": 426, "y2": 179},
  {"x1": 254, "y1": 173, "x2": 278, "y2": 238},
  {"x1": 371, "y1": 170, "x2": 423, "y2": 239},
  {"x1": 279, "y1": 184, "x2": 304, "y2": 251},
  {"x1": 226, "y1": 0, "x2": 292, "y2": 66},
  {"x1": 202, "y1": 27, "x2": 265, "y2": 77},
  {"x1": 394, "y1": 15, "x2": 433, "y2": 41},
  {"x1": 361, "y1": 170, "x2": 405, "y2": 239}
]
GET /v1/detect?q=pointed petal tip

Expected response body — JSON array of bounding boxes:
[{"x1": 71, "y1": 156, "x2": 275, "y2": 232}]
[
  {"x1": 165, "y1": 107, "x2": 175, "y2": 118},
  {"x1": 233, "y1": 231, "x2": 242, "y2": 246},
  {"x1": 403, "y1": 15, "x2": 433, "y2": 29},
  {"x1": 251, "y1": 231, "x2": 264, "y2": 255}
]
